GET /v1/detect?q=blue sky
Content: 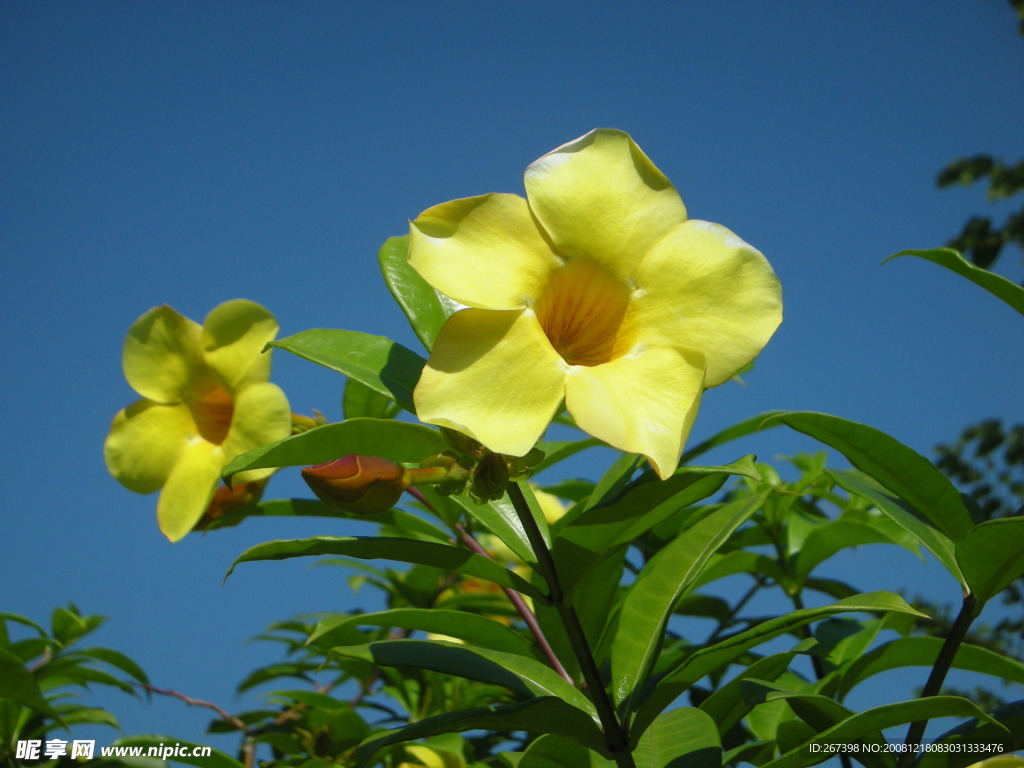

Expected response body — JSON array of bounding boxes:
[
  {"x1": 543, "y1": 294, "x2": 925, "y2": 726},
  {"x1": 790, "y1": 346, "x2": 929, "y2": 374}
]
[{"x1": 2, "y1": 1, "x2": 1022, "y2": 756}]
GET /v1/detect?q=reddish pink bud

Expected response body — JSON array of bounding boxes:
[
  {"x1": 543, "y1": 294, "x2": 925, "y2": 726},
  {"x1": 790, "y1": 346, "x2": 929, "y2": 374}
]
[{"x1": 302, "y1": 455, "x2": 409, "y2": 514}]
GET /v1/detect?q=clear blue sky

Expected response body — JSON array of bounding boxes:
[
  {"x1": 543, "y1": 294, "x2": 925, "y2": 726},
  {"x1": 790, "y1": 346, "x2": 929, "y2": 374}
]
[{"x1": 2, "y1": 1, "x2": 1022, "y2": 756}]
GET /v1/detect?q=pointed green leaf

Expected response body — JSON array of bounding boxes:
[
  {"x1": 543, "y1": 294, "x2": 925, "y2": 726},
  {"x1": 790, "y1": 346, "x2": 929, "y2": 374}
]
[
  {"x1": 74, "y1": 647, "x2": 150, "y2": 686},
  {"x1": 925, "y1": 698, "x2": 1024, "y2": 768},
  {"x1": 533, "y1": 438, "x2": 604, "y2": 473},
  {"x1": 839, "y1": 637, "x2": 1024, "y2": 699},
  {"x1": 632, "y1": 707, "x2": 721, "y2": 768},
  {"x1": 225, "y1": 536, "x2": 546, "y2": 601},
  {"x1": 956, "y1": 518, "x2": 1024, "y2": 609},
  {"x1": 762, "y1": 697, "x2": 1002, "y2": 768},
  {"x1": 774, "y1": 412, "x2": 973, "y2": 541},
  {"x1": 680, "y1": 410, "x2": 785, "y2": 464},
  {"x1": 699, "y1": 652, "x2": 800, "y2": 733},
  {"x1": 379, "y1": 234, "x2": 461, "y2": 349},
  {"x1": 828, "y1": 469, "x2": 965, "y2": 587},
  {"x1": 631, "y1": 592, "x2": 927, "y2": 740},
  {"x1": 447, "y1": 491, "x2": 537, "y2": 567},
  {"x1": 222, "y1": 418, "x2": 446, "y2": 482},
  {"x1": 885, "y1": 248, "x2": 1024, "y2": 316},
  {"x1": 555, "y1": 459, "x2": 757, "y2": 596},
  {"x1": 269, "y1": 328, "x2": 424, "y2": 413},
  {"x1": 336, "y1": 639, "x2": 594, "y2": 715},
  {"x1": 792, "y1": 520, "x2": 903, "y2": 585},
  {"x1": 310, "y1": 608, "x2": 535, "y2": 658},
  {"x1": 343, "y1": 377, "x2": 400, "y2": 420},
  {"x1": 203, "y1": 498, "x2": 450, "y2": 542},
  {"x1": 612, "y1": 491, "x2": 767, "y2": 711},
  {"x1": 355, "y1": 697, "x2": 610, "y2": 767},
  {"x1": 0, "y1": 647, "x2": 53, "y2": 714},
  {"x1": 519, "y1": 735, "x2": 614, "y2": 767}
]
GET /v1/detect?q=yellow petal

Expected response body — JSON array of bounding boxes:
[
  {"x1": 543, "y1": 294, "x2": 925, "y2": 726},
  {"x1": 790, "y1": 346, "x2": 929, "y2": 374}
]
[
  {"x1": 123, "y1": 305, "x2": 203, "y2": 403},
  {"x1": 104, "y1": 401, "x2": 193, "y2": 493},
  {"x1": 564, "y1": 345, "x2": 705, "y2": 478},
  {"x1": 221, "y1": 381, "x2": 292, "y2": 481},
  {"x1": 626, "y1": 219, "x2": 783, "y2": 387},
  {"x1": 201, "y1": 299, "x2": 279, "y2": 391},
  {"x1": 157, "y1": 440, "x2": 223, "y2": 541},
  {"x1": 414, "y1": 309, "x2": 566, "y2": 456},
  {"x1": 524, "y1": 129, "x2": 687, "y2": 281},
  {"x1": 409, "y1": 193, "x2": 561, "y2": 310}
]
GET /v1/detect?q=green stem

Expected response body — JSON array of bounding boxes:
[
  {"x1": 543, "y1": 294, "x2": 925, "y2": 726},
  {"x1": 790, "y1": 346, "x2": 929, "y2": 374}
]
[
  {"x1": 508, "y1": 482, "x2": 637, "y2": 768},
  {"x1": 898, "y1": 594, "x2": 977, "y2": 768}
]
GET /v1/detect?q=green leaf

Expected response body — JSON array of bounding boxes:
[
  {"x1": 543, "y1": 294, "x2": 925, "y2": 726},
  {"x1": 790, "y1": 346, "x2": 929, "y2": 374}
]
[
  {"x1": 0, "y1": 647, "x2": 53, "y2": 714},
  {"x1": 343, "y1": 377, "x2": 400, "y2": 420},
  {"x1": 554, "y1": 459, "x2": 757, "y2": 597},
  {"x1": 839, "y1": 637, "x2": 1024, "y2": 699},
  {"x1": 379, "y1": 234, "x2": 460, "y2": 349},
  {"x1": 110, "y1": 735, "x2": 245, "y2": 768},
  {"x1": 632, "y1": 707, "x2": 721, "y2": 768},
  {"x1": 774, "y1": 412, "x2": 973, "y2": 541},
  {"x1": 761, "y1": 697, "x2": 1002, "y2": 768},
  {"x1": 222, "y1": 418, "x2": 446, "y2": 482},
  {"x1": 631, "y1": 592, "x2": 927, "y2": 740},
  {"x1": 204, "y1": 498, "x2": 451, "y2": 542},
  {"x1": 680, "y1": 411, "x2": 785, "y2": 464},
  {"x1": 699, "y1": 652, "x2": 800, "y2": 734},
  {"x1": 518, "y1": 735, "x2": 614, "y2": 767},
  {"x1": 336, "y1": 639, "x2": 594, "y2": 715},
  {"x1": 533, "y1": 438, "x2": 604, "y2": 473},
  {"x1": 74, "y1": 647, "x2": 150, "y2": 686},
  {"x1": 612, "y1": 491, "x2": 767, "y2": 712},
  {"x1": 828, "y1": 469, "x2": 965, "y2": 587},
  {"x1": 270, "y1": 328, "x2": 425, "y2": 413},
  {"x1": 309, "y1": 608, "x2": 536, "y2": 657},
  {"x1": 355, "y1": 697, "x2": 610, "y2": 767},
  {"x1": 446, "y1": 492, "x2": 537, "y2": 566},
  {"x1": 791, "y1": 520, "x2": 904, "y2": 585},
  {"x1": 924, "y1": 698, "x2": 1024, "y2": 768},
  {"x1": 225, "y1": 536, "x2": 546, "y2": 601},
  {"x1": 884, "y1": 248, "x2": 1024, "y2": 316},
  {"x1": 956, "y1": 518, "x2": 1024, "y2": 609}
]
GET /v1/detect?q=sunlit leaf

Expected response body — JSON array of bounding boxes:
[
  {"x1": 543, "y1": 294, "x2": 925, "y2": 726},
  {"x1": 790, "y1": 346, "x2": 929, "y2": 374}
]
[
  {"x1": 269, "y1": 328, "x2": 424, "y2": 413},
  {"x1": 309, "y1": 608, "x2": 536, "y2": 658},
  {"x1": 762, "y1": 697, "x2": 1002, "y2": 768},
  {"x1": 828, "y1": 469, "x2": 965, "y2": 587},
  {"x1": 631, "y1": 707, "x2": 721, "y2": 768},
  {"x1": 222, "y1": 418, "x2": 446, "y2": 482},
  {"x1": 336, "y1": 639, "x2": 593, "y2": 715},
  {"x1": 379, "y1": 234, "x2": 461, "y2": 349},
  {"x1": 612, "y1": 491, "x2": 767, "y2": 711},
  {"x1": 631, "y1": 592, "x2": 927, "y2": 740},
  {"x1": 956, "y1": 518, "x2": 1024, "y2": 609},
  {"x1": 343, "y1": 377, "x2": 399, "y2": 420},
  {"x1": 518, "y1": 734, "x2": 614, "y2": 767},
  {"x1": 355, "y1": 697, "x2": 609, "y2": 767},
  {"x1": 774, "y1": 412, "x2": 973, "y2": 541},
  {"x1": 924, "y1": 698, "x2": 1024, "y2": 768},
  {"x1": 884, "y1": 248, "x2": 1024, "y2": 316},
  {"x1": 680, "y1": 410, "x2": 785, "y2": 464},
  {"x1": 839, "y1": 637, "x2": 1024, "y2": 699},
  {"x1": 225, "y1": 536, "x2": 546, "y2": 601}
]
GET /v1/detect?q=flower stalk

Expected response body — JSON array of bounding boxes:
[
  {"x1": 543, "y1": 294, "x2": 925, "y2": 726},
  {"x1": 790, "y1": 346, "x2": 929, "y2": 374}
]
[{"x1": 507, "y1": 482, "x2": 637, "y2": 768}]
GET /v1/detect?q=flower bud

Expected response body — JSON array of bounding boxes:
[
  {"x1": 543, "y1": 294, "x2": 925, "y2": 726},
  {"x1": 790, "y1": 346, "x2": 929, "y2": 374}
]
[
  {"x1": 470, "y1": 451, "x2": 510, "y2": 502},
  {"x1": 302, "y1": 455, "x2": 409, "y2": 514}
]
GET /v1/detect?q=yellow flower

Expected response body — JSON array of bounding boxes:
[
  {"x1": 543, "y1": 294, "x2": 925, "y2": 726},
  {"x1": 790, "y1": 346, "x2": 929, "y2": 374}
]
[
  {"x1": 409, "y1": 129, "x2": 782, "y2": 477},
  {"x1": 104, "y1": 300, "x2": 291, "y2": 541}
]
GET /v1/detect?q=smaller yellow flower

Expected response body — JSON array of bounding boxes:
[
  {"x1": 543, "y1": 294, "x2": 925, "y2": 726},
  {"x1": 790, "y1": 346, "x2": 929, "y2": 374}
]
[{"x1": 104, "y1": 300, "x2": 291, "y2": 541}]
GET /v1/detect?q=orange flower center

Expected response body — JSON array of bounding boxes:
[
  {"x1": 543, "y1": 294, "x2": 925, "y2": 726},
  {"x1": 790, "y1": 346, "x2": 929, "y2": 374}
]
[
  {"x1": 535, "y1": 260, "x2": 631, "y2": 366},
  {"x1": 190, "y1": 384, "x2": 235, "y2": 445}
]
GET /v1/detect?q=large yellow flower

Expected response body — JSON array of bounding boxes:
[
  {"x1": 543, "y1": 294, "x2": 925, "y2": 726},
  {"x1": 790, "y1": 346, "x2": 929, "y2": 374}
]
[
  {"x1": 104, "y1": 300, "x2": 292, "y2": 541},
  {"x1": 409, "y1": 129, "x2": 782, "y2": 478}
]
